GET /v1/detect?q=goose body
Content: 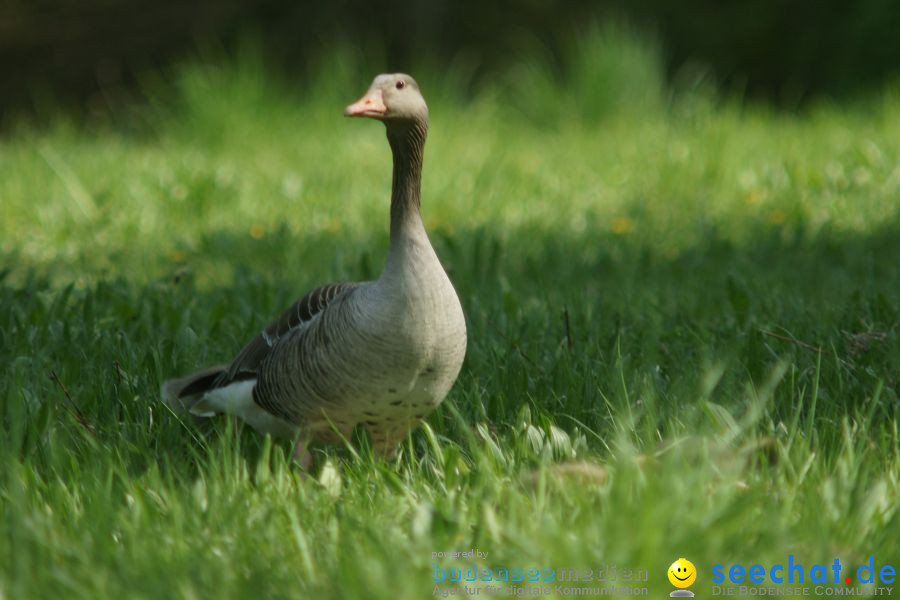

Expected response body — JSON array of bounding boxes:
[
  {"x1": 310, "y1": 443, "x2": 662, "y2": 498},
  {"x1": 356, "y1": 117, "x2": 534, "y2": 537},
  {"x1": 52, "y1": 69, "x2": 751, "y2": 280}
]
[{"x1": 162, "y1": 74, "x2": 467, "y2": 466}]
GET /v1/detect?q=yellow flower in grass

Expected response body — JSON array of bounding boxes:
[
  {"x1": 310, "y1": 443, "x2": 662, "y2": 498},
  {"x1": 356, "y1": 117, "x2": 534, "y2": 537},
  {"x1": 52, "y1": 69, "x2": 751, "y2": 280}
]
[
  {"x1": 744, "y1": 190, "x2": 763, "y2": 206},
  {"x1": 322, "y1": 218, "x2": 341, "y2": 233},
  {"x1": 427, "y1": 218, "x2": 454, "y2": 236},
  {"x1": 767, "y1": 209, "x2": 786, "y2": 225},
  {"x1": 611, "y1": 217, "x2": 634, "y2": 235},
  {"x1": 249, "y1": 224, "x2": 264, "y2": 239}
]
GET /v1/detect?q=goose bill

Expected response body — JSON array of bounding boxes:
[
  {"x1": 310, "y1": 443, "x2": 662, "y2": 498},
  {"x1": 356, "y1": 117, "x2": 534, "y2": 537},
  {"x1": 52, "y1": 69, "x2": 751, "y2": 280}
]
[{"x1": 344, "y1": 89, "x2": 387, "y2": 118}]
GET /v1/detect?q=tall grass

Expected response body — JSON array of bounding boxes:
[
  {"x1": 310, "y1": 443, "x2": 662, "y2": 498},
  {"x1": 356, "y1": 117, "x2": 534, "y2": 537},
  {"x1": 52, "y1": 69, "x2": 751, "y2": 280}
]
[{"x1": 0, "y1": 25, "x2": 898, "y2": 599}]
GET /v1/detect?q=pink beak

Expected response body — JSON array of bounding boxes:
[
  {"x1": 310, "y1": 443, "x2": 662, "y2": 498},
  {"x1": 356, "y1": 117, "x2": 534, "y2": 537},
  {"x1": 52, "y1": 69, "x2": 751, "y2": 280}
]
[{"x1": 344, "y1": 88, "x2": 387, "y2": 118}]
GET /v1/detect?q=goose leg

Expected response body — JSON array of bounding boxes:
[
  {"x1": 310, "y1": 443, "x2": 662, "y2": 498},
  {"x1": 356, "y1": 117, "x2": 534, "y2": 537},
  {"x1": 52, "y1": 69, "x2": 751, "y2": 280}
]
[
  {"x1": 293, "y1": 422, "x2": 356, "y2": 472},
  {"x1": 292, "y1": 433, "x2": 313, "y2": 471},
  {"x1": 370, "y1": 428, "x2": 402, "y2": 461},
  {"x1": 373, "y1": 442, "x2": 399, "y2": 461}
]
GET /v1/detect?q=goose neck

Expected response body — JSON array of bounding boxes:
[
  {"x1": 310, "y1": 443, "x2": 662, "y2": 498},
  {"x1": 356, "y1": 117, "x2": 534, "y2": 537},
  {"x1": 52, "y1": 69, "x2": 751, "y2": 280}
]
[{"x1": 387, "y1": 120, "x2": 428, "y2": 240}]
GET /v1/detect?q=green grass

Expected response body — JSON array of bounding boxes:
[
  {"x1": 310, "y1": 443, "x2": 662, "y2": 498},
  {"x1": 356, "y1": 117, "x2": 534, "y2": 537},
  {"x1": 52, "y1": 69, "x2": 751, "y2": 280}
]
[{"x1": 1, "y1": 34, "x2": 899, "y2": 599}]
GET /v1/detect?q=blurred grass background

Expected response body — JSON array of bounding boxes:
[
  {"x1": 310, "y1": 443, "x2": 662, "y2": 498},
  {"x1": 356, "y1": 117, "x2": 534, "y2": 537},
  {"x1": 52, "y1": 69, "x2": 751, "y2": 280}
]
[
  {"x1": 3, "y1": 0, "x2": 900, "y2": 115},
  {"x1": 0, "y1": 6, "x2": 899, "y2": 600}
]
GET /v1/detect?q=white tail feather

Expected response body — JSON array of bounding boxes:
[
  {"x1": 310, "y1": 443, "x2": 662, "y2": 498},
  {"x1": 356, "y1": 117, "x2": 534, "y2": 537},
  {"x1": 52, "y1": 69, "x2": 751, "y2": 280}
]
[
  {"x1": 191, "y1": 380, "x2": 256, "y2": 417},
  {"x1": 190, "y1": 379, "x2": 298, "y2": 439}
]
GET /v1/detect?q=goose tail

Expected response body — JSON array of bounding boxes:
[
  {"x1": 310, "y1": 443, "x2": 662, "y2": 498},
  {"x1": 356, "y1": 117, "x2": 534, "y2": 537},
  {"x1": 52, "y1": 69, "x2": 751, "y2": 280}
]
[{"x1": 160, "y1": 365, "x2": 229, "y2": 415}]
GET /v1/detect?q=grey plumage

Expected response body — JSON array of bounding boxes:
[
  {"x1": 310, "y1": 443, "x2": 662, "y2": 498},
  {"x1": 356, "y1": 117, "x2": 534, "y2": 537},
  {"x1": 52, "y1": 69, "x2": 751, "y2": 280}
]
[
  {"x1": 228, "y1": 282, "x2": 361, "y2": 388},
  {"x1": 161, "y1": 73, "x2": 467, "y2": 467}
]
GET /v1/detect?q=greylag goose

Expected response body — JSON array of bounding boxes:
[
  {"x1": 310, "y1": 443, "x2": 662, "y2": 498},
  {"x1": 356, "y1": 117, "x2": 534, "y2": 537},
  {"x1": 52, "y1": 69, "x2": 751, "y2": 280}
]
[{"x1": 161, "y1": 74, "x2": 467, "y2": 469}]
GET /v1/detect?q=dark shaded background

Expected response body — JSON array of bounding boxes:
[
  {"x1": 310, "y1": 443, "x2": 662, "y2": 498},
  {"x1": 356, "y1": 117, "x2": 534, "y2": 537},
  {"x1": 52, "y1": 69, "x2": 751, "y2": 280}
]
[{"x1": 3, "y1": 0, "x2": 900, "y2": 113}]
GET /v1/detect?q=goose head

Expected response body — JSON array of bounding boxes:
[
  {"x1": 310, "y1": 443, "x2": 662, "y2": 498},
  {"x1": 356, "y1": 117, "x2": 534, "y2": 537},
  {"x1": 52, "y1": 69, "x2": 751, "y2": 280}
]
[{"x1": 344, "y1": 74, "x2": 428, "y2": 125}]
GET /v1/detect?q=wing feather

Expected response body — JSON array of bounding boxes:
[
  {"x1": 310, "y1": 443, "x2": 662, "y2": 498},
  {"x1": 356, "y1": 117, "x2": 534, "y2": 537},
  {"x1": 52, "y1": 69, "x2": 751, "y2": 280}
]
[{"x1": 219, "y1": 282, "x2": 361, "y2": 385}]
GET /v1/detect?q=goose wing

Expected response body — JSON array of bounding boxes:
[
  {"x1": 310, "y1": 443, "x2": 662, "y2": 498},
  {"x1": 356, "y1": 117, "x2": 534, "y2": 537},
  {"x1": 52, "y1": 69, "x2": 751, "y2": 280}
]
[{"x1": 221, "y1": 282, "x2": 361, "y2": 384}]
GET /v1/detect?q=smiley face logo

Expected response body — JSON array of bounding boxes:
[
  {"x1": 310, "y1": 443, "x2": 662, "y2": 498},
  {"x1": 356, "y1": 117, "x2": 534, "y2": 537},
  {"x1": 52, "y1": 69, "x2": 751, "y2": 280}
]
[{"x1": 668, "y1": 558, "x2": 697, "y2": 588}]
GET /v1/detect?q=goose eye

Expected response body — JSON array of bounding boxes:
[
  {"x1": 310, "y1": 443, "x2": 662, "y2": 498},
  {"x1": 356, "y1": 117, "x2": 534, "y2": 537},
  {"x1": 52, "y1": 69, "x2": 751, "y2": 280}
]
[{"x1": 395, "y1": 80, "x2": 405, "y2": 90}]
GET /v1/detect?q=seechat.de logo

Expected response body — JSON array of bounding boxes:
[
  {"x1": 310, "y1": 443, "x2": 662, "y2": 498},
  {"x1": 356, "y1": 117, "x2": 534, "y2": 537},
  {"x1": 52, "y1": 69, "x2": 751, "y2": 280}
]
[{"x1": 712, "y1": 555, "x2": 896, "y2": 586}]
